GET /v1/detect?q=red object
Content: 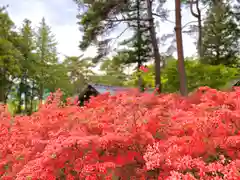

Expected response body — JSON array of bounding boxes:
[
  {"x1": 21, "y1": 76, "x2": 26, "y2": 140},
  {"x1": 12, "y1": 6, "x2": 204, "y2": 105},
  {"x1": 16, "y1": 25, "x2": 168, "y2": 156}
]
[
  {"x1": 140, "y1": 65, "x2": 149, "y2": 72},
  {"x1": 0, "y1": 87, "x2": 240, "y2": 179}
]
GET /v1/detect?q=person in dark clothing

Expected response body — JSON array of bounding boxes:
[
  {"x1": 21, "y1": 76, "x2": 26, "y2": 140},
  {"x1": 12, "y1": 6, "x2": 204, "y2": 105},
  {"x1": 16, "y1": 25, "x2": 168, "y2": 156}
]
[
  {"x1": 78, "y1": 84, "x2": 99, "y2": 106},
  {"x1": 233, "y1": 80, "x2": 240, "y2": 87}
]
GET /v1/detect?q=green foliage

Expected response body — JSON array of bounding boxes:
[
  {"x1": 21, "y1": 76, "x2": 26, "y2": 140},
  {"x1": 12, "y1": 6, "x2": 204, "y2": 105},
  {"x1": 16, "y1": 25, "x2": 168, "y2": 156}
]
[
  {"x1": 162, "y1": 60, "x2": 239, "y2": 92},
  {"x1": 118, "y1": 0, "x2": 152, "y2": 67},
  {"x1": 44, "y1": 63, "x2": 74, "y2": 96},
  {"x1": 62, "y1": 56, "x2": 95, "y2": 94},
  {"x1": 90, "y1": 54, "x2": 129, "y2": 86},
  {"x1": 0, "y1": 8, "x2": 80, "y2": 114},
  {"x1": 75, "y1": 0, "x2": 162, "y2": 63},
  {"x1": 99, "y1": 58, "x2": 128, "y2": 86},
  {"x1": 2, "y1": 0, "x2": 240, "y2": 115},
  {"x1": 0, "y1": 7, "x2": 22, "y2": 102},
  {"x1": 35, "y1": 18, "x2": 60, "y2": 100},
  {"x1": 76, "y1": 0, "x2": 130, "y2": 53},
  {"x1": 131, "y1": 58, "x2": 239, "y2": 93},
  {"x1": 201, "y1": 1, "x2": 240, "y2": 66}
]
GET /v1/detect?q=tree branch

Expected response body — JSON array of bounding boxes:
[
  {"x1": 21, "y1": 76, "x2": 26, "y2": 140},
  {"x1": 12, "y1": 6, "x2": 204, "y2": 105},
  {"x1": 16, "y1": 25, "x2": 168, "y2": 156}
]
[
  {"x1": 114, "y1": 27, "x2": 130, "y2": 40},
  {"x1": 110, "y1": 27, "x2": 131, "y2": 49},
  {"x1": 190, "y1": 0, "x2": 200, "y2": 18},
  {"x1": 106, "y1": 17, "x2": 150, "y2": 22},
  {"x1": 182, "y1": 17, "x2": 207, "y2": 29},
  {"x1": 152, "y1": 13, "x2": 175, "y2": 23},
  {"x1": 182, "y1": 20, "x2": 198, "y2": 29}
]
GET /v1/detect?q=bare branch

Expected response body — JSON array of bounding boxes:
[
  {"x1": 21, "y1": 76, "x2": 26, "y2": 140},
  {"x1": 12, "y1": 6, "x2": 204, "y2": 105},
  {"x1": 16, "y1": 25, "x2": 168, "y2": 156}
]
[
  {"x1": 182, "y1": 20, "x2": 198, "y2": 29},
  {"x1": 114, "y1": 27, "x2": 130, "y2": 40},
  {"x1": 106, "y1": 17, "x2": 151, "y2": 22},
  {"x1": 152, "y1": 13, "x2": 175, "y2": 23},
  {"x1": 110, "y1": 27, "x2": 130, "y2": 47},
  {"x1": 190, "y1": 0, "x2": 199, "y2": 18}
]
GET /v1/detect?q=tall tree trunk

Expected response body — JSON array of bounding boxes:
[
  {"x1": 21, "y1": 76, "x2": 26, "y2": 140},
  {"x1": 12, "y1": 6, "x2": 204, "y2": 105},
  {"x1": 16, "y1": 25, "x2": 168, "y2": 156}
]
[
  {"x1": 190, "y1": 0, "x2": 203, "y2": 58},
  {"x1": 24, "y1": 76, "x2": 28, "y2": 114},
  {"x1": 175, "y1": 0, "x2": 188, "y2": 96},
  {"x1": 0, "y1": 82, "x2": 10, "y2": 104},
  {"x1": 146, "y1": 0, "x2": 162, "y2": 93},
  {"x1": 39, "y1": 84, "x2": 43, "y2": 105},
  {"x1": 0, "y1": 66, "x2": 10, "y2": 103},
  {"x1": 24, "y1": 91, "x2": 29, "y2": 114},
  {"x1": 3, "y1": 83, "x2": 12, "y2": 104},
  {"x1": 30, "y1": 81, "x2": 35, "y2": 114},
  {"x1": 24, "y1": 92, "x2": 28, "y2": 114},
  {"x1": 0, "y1": 85, "x2": 5, "y2": 103},
  {"x1": 137, "y1": 0, "x2": 144, "y2": 91},
  {"x1": 39, "y1": 50, "x2": 44, "y2": 105},
  {"x1": 17, "y1": 80, "x2": 24, "y2": 114},
  {"x1": 137, "y1": 63, "x2": 144, "y2": 91},
  {"x1": 197, "y1": 15, "x2": 203, "y2": 58}
]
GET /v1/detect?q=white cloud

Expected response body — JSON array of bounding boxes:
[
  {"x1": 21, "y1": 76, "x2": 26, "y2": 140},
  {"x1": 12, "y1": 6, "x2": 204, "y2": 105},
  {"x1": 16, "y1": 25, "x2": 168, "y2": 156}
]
[
  {"x1": 52, "y1": 24, "x2": 97, "y2": 61},
  {"x1": 1, "y1": 0, "x2": 198, "y2": 63}
]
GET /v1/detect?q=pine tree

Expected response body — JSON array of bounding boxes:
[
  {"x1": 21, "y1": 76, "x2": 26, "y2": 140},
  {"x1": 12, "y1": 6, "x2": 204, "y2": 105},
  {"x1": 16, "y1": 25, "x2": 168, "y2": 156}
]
[
  {"x1": 35, "y1": 18, "x2": 58, "y2": 102},
  {"x1": 118, "y1": 0, "x2": 153, "y2": 89},
  {"x1": 75, "y1": 0, "x2": 164, "y2": 90},
  {"x1": 16, "y1": 19, "x2": 36, "y2": 113},
  {"x1": 175, "y1": 0, "x2": 188, "y2": 96},
  {"x1": 201, "y1": 1, "x2": 240, "y2": 67},
  {"x1": 98, "y1": 55, "x2": 128, "y2": 86},
  {"x1": 63, "y1": 56, "x2": 95, "y2": 93},
  {"x1": 0, "y1": 6, "x2": 22, "y2": 103}
]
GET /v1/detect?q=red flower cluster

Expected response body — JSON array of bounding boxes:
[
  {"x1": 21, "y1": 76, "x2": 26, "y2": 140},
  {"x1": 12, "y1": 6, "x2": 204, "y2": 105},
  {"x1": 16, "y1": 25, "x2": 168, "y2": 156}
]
[
  {"x1": 139, "y1": 65, "x2": 149, "y2": 73},
  {"x1": 0, "y1": 87, "x2": 240, "y2": 179}
]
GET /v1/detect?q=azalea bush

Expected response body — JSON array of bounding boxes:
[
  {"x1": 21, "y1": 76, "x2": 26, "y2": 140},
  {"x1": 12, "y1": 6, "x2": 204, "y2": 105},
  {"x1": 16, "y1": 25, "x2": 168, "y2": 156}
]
[{"x1": 0, "y1": 87, "x2": 240, "y2": 179}]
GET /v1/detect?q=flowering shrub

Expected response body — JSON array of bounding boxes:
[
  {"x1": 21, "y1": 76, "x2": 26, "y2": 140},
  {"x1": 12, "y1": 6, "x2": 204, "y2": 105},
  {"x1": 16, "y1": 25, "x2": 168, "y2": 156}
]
[{"x1": 0, "y1": 87, "x2": 240, "y2": 179}]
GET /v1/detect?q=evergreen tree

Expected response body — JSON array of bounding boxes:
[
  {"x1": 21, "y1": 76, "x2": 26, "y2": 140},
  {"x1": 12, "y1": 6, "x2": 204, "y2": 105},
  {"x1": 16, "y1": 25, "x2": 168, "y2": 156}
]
[
  {"x1": 16, "y1": 19, "x2": 36, "y2": 113},
  {"x1": 201, "y1": 1, "x2": 240, "y2": 66},
  {"x1": 0, "y1": 6, "x2": 22, "y2": 103},
  {"x1": 63, "y1": 56, "x2": 95, "y2": 93},
  {"x1": 75, "y1": 0, "x2": 164, "y2": 90},
  {"x1": 35, "y1": 18, "x2": 58, "y2": 102},
  {"x1": 98, "y1": 55, "x2": 128, "y2": 86},
  {"x1": 175, "y1": 0, "x2": 188, "y2": 96},
  {"x1": 118, "y1": 0, "x2": 153, "y2": 89}
]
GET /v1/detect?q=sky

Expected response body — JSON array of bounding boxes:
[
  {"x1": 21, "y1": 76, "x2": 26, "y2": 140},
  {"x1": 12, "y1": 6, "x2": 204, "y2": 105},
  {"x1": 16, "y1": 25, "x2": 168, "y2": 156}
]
[{"x1": 1, "y1": 0, "x2": 198, "y2": 62}]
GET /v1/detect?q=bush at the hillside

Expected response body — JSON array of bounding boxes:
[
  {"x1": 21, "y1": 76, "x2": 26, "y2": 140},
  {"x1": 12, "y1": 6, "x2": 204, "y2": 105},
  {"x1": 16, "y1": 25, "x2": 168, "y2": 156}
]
[{"x1": 0, "y1": 87, "x2": 240, "y2": 179}]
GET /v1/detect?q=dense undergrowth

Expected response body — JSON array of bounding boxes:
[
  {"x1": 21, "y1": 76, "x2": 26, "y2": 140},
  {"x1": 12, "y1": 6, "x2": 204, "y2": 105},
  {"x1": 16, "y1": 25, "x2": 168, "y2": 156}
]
[{"x1": 0, "y1": 87, "x2": 240, "y2": 179}]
